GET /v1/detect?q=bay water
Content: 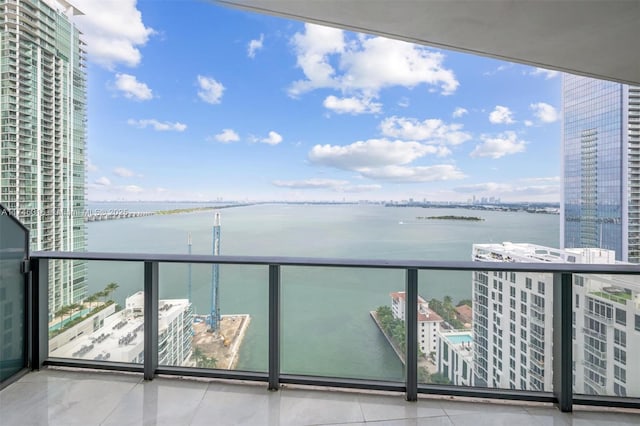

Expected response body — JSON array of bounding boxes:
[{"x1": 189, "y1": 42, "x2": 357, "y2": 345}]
[{"x1": 85, "y1": 204, "x2": 559, "y2": 380}]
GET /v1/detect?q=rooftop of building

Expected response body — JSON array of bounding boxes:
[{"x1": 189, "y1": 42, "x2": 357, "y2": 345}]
[
  {"x1": 472, "y1": 242, "x2": 618, "y2": 265},
  {"x1": 49, "y1": 294, "x2": 191, "y2": 362},
  {"x1": 454, "y1": 305, "x2": 472, "y2": 323},
  {"x1": 439, "y1": 330, "x2": 474, "y2": 359},
  {"x1": 390, "y1": 291, "x2": 427, "y2": 305}
]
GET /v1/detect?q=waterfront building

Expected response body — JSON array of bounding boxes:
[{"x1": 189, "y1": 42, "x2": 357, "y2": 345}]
[
  {"x1": 436, "y1": 330, "x2": 474, "y2": 386},
  {"x1": 390, "y1": 291, "x2": 443, "y2": 355},
  {"x1": 50, "y1": 293, "x2": 194, "y2": 366},
  {"x1": 573, "y1": 273, "x2": 640, "y2": 397},
  {"x1": 472, "y1": 242, "x2": 640, "y2": 397},
  {"x1": 472, "y1": 243, "x2": 555, "y2": 391},
  {"x1": 562, "y1": 75, "x2": 640, "y2": 262},
  {"x1": 0, "y1": 0, "x2": 87, "y2": 314}
]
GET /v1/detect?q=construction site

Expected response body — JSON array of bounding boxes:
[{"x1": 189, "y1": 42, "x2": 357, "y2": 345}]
[
  {"x1": 189, "y1": 211, "x2": 250, "y2": 370},
  {"x1": 192, "y1": 314, "x2": 251, "y2": 370}
]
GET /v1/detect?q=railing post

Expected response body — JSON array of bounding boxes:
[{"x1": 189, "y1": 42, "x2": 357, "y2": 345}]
[
  {"x1": 405, "y1": 268, "x2": 418, "y2": 401},
  {"x1": 144, "y1": 261, "x2": 159, "y2": 381},
  {"x1": 29, "y1": 258, "x2": 49, "y2": 370},
  {"x1": 553, "y1": 272, "x2": 573, "y2": 412},
  {"x1": 268, "y1": 264, "x2": 281, "y2": 390}
]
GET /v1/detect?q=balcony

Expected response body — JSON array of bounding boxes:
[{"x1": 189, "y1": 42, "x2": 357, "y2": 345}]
[
  {"x1": 7, "y1": 369, "x2": 637, "y2": 426},
  {"x1": 3, "y1": 211, "x2": 640, "y2": 422}
]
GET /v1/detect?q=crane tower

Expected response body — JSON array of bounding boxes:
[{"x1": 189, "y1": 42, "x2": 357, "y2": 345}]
[{"x1": 210, "y1": 212, "x2": 221, "y2": 332}]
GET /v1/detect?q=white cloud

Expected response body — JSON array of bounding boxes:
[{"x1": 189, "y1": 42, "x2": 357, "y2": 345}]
[
  {"x1": 247, "y1": 34, "x2": 264, "y2": 58},
  {"x1": 197, "y1": 75, "x2": 224, "y2": 104},
  {"x1": 454, "y1": 180, "x2": 559, "y2": 199},
  {"x1": 530, "y1": 67, "x2": 560, "y2": 79},
  {"x1": 483, "y1": 64, "x2": 512, "y2": 76},
  {"x1": 124, "y1": 185, "x2": 143, "y2": 193},
  {"x1": 470, "y1": 131, "x2": 527, "y2": 159},
  {"x1": 87, "y1": 159, "x2": 98, "y2": 172},
  {"x1": 452, "y1": 107, "x2": 468, "y2": 118},
  {"x1": 127, "y1": 119, "x2": 187, "y2": 132},
  {"x1": 272, "y1": 178, "x2": 382, "y2": 193},
  {"x1": 309, "y1": 139, "x2": 441, "y2": 170},
  {"x1": 379, "y1": 116, "x2": 472, "y2": 146},
  {"x1": 289, "y1": 23, "x2": 458, "y2": 97},
  {"x1": 520, "y1": 176, "x2": 561, "y2": 184},
  {"x1": 261, "y1": 131, "x2": 283, "y2": 145},
  {"x1": 398, "y1": 97, "x2": 410, "y2": 108},
  {"x1": 489, "y1": 105, "x2": 515, "y2": 124},
  {"x1": 94, "y1": 176, "x2": 111, "y2": 186},
  {"x1": 530, "y1": 102, "x2": 559, "y2": 123},
  {"x1": 114, "y1": 73, "x2": 153, "y2": 100},
  {"x1": 214, "y1": 129, "x2": 240, "y2": 143},
  {"x1": 71, "y1": 0, "x2": 154, "y2": 68},
  {"x1": 323, "y1": 95, "x2": 382, "y2": 115},
  {"x1": 289, "y1": 24, "x2": 345, "y2": 96},
  {"x1": 524, "y1": 120, "x2": 534, "y2": 127},
  {"x1": 113, "y1": 167, "x2": 135, "y2": 177},
  {"x1": 272, "y1": 178, "x2": 349, "y2": 189},
  {"x1": 358, "y1": 165, "x2": 466, "y2": 182},
  {"x1": 340, "y1": 184, "x2": 383, "y2": 193}
]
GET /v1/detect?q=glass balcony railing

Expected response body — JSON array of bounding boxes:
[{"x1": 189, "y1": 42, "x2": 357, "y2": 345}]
[{"x1": 15, "y1": 250, "x2": 639, "y2": 412}]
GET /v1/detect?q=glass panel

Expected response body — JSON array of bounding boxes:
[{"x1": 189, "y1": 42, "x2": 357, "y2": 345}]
[
  {"x1": 158, "y1": 263, "x2": 267, "y2": 372},
  {"x1": 0, "y1": 208, "x2": 28, "y2": 382},
  {"x1": 418, "y1": 268, "x2": 553, "y2": 391},
  {"x1": 48, "y1": 260, "x2": 144, "y2": 364},
  {"x1": 281, "y1": 266, "x2": 404, "y2": 382},
  {"x1": 573, "y1": 273, "x2": 639, "y2": 398}
]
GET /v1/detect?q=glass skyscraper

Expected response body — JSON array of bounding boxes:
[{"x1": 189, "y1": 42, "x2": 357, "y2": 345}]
[
  {"x1": 0, "y1": 0, "x2": 87, "y2": 313},
  {"x1": 561, "y1": 75, "x2": 640, "y2": 263}
]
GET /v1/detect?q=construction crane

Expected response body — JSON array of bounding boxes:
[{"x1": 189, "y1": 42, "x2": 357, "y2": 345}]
[{"x1": 209, "y1": 212, "x2": 221, "y2": 332}]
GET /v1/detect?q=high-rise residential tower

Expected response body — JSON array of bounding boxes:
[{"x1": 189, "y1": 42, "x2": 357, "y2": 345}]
[
  {"x1": 0, "y1": 0, "x2": 87, "y2": 314},
  {"x1": 561, "y1": 75, "x2": 640, "y2": 262}
]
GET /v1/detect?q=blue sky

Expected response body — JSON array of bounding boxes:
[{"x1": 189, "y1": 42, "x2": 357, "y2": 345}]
[{"x1": 72, "y1": 0, "x2": 562, "y2": 202}]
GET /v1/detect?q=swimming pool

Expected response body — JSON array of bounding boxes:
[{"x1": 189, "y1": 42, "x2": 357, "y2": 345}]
[
  {"x1": 445, "y1": 334, "x2": 473, "y2": 344},
  {"x1": 49, "y1": 308, "x2": 91, "y2": 332}
]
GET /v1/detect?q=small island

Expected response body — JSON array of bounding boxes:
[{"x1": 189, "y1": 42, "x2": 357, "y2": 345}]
[{"x1": 416, "y1": 215, "x2": 484, "y2": 221}]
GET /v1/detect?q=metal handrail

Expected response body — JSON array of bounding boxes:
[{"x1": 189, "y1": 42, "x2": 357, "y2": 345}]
[
  {"x1": 26, "y1": 251, "x2": 640, "y2": 413},
  {"x1": 30, "y1": 250, "x2": 640, "y2": 274}
]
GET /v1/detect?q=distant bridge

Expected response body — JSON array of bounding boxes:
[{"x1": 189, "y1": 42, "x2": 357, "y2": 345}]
[{"x1": 85, "y1": 211, "x2": 155, "y2": 222}]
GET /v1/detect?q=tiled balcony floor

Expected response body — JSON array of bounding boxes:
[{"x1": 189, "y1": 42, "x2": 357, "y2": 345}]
[{"x1": 1, "y1": 369, "x2": 640, "y2": 425}]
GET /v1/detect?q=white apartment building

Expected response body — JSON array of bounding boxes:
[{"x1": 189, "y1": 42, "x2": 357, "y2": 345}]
[
  {"x1": 50, "y1": 293, "x2": 194, "y2": 366},
  {"x1": 390, "y1": 291, "x2": 443, "y2": 355},
  {"x1": 472, "y1": 242, "x2": 640, "y2": 397},
  {"x1": 573, "y1": 273, "x2": 640, "y2": 397},
  {"x1": 436, "y1": 330, "x2": 474, "y2": 386}
]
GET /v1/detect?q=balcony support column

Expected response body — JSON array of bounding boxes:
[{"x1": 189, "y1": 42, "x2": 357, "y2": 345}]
[
  {"x1": 144, "y1": 261, "x2": 159, "y2": 381},
  {"x1": 405, "y1": 268, "x2": 418, "y2": 401},
  {"x1": 29, "y1": 258, "x2": 49, "y2": 370},
  {"x1": 553, "y1": 272, "x2": 573, "y2": 412},
  {"x1": 268, "y1": 264, "x2": 281, "y2": 390}
]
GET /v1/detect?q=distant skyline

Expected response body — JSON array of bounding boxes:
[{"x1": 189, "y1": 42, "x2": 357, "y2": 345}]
[{"x1": 72, "y1": 1, "x2": 561, "y2": 202}]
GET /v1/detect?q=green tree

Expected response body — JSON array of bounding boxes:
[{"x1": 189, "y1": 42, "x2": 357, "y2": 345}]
[
  {"x1": 418, "y1": 367, "x2": 430, "y2": 383},
  {"x1": 430, "y1": 372, "x2": 451, "y2": 385},
  {"x1": 457, "y1": 299, "x2": 472, "y2": 308}
]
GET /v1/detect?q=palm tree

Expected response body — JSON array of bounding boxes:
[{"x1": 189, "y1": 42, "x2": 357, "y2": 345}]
[
  {"x1": 55, "y1": 306, "x2": 70, "y2": 323},
  {"x1": 86, "y1": 294, "x2": 98, "y2": 310},
  {"x1": 104, "y1": 282, "x2": 119, "y2": 301}
]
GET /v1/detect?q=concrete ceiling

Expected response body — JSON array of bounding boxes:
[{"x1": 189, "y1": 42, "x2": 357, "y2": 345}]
[{"x1": 217, "y1": 0, "x2": 640, "y2": 86}]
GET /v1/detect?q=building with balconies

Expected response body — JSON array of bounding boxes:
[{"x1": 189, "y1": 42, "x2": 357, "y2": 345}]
[{"x1": 0, "y1": 0, "x2": 87, "y2": 316}]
